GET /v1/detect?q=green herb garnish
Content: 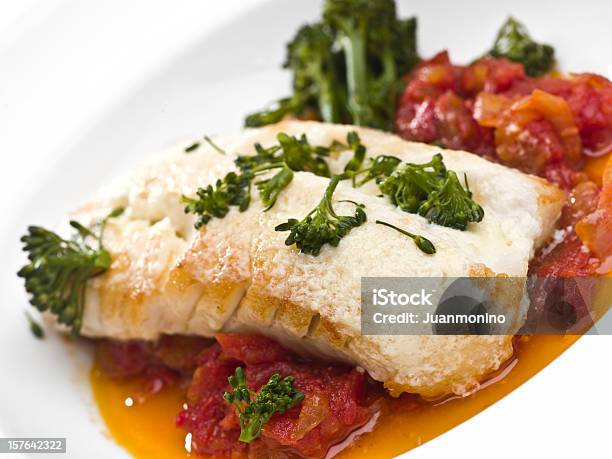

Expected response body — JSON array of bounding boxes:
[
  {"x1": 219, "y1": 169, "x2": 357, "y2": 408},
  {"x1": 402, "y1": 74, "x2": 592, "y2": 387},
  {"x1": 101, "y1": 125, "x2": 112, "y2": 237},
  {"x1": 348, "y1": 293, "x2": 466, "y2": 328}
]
[
  {"x1": 256, "y1": 165, "x2": 294, "y2": 211},
  {"x1": 276, "y1": 133, "x2": 331, "y2": 177},
  {"x1": 375, "y1": 220, "x2": 436, "y2": 254},
  {"x1": 224, "y1": 367, "x2": 305, "y2": 443},
  {"x1": 378, "y1": 154, "x2": 484, "y2": 230},
  {"x1": 18, "y1": 207, "x2": 124, "y2": 335},
  {"x1": 245, "y1": 0, "x2": 419, "y2": 130},
  {"x1": 335, "y1": 132, "x2": 400, "y2": 187},
  {"x1": 351, "y1": 154, "x2": 401, "y2": 187},
  {"x1": 417, "y1": 171, "x2": 484, "y2": 230},
  {"x1": 25, "y1": 312, "x2": 44, "y2": 339},
  {"x1": 183, "y1": 133, "x2": 335, "y2": 226},
  {"x1": 204, "y1": 136, "x2": 227, "y2": 155},
  {"x1": 181, "y1": 172, "x2": 253, "y2": 229},
  {"x1": 488, "y1": 17, "x2": 555, "y2": 77},
  {"x1": 275, "y1": 175, "x2": 366, "y2": 256},
  {"x1": 184, "y1": 142, "x2": 200, "y2": 153},
  {"x1": 343, "y1": 131, "x2": 367, "y2": 175}
]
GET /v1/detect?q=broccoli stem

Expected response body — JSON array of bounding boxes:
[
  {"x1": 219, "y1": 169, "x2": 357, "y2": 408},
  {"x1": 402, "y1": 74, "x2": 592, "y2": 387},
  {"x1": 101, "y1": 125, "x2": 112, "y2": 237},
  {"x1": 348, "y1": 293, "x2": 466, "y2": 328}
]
[
  {"x1": 317, "y1": 73, "x2": 342, "y2": 123},
  {"x1": 339, "y1": 29, "x2": 369, "y2": 125},
  {"x1": 375, "y1": 220, "x2": 436, "y2": 254},
  {"x1": 321, "y1": 174, "x2": 341, "y2": 215},
  {"x1": 311, "y1": 51, "x2": 343, "y2": 123},
  {"x1": 305, "y1": 174, "x2": 341, "y2": 220},
  {"x1": 244, "y1": 97, "x2": 305, "y2": 128}
]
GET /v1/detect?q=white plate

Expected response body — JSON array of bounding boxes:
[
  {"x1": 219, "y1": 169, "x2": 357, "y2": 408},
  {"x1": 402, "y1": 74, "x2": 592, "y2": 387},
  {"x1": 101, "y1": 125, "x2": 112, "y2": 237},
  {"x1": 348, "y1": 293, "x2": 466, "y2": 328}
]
[{"x1": 0, "y1": 1, "x2": 610, "y2": 458}]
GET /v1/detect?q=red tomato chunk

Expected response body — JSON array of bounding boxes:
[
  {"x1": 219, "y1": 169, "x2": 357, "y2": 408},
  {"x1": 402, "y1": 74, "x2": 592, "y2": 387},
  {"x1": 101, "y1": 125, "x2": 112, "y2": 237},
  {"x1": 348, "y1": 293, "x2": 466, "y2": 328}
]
[
  {"x1": 177, "y1": 333, "x2": 374, "y2": 458},
  {"x1": 96, "y1": 336, "x2": 212, "y2": 394},
  {"x1": 395, "y1": 51, "x2": 612, "y2": 190}
]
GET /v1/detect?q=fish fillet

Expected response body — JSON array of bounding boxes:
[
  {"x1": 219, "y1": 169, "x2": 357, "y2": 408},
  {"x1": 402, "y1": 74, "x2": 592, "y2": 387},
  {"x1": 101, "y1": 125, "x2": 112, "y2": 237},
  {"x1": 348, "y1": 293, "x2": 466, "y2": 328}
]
[{"x1": 72, "y1": 121, "x2": 565, "y2": 397}]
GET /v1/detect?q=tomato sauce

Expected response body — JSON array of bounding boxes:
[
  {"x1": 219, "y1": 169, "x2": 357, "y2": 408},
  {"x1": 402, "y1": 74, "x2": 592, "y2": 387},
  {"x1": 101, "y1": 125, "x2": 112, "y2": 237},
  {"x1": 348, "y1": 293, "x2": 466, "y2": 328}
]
[
  {"x1": 91, "y1": 335, "x2": 579, "y2": 459},
  {"x1": 90, "y1": 52, "x2": 612, "y2": 459},
  {"x1": 177, "y1": 334, "x2": 372, "y2": 458},
  {"x1": 395, "y1": 51, "x2": 612, "y2": 190}
]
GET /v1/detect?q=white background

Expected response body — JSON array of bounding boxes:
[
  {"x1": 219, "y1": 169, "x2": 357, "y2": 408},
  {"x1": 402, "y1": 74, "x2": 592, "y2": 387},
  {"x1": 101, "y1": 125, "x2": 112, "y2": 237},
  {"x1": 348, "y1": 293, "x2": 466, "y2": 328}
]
[{"x1": 0, "y1": 1, "x2": 609, "y2": 458}]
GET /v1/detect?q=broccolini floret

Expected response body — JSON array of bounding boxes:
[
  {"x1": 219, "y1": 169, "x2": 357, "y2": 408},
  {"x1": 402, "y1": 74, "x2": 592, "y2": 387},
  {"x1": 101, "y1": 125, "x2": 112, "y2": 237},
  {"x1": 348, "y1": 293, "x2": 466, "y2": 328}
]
[
  {"x1": 375, "y1": 220, "x2": 436, "y2": 255},
  {"x1": 275, "y1": 175, "x2": 366, "y2": 255},
  {"x1": 224, "y1": 367, "x2": 305, "y2": 443},
  {"x1": 183, "y1": 133, "x2": 334, "y2": 226},
  {"x1": 488, "y1": 17, "x2": 555, "y2": 77},
  {"x1": 256, "y1": 165, "x2": 294, "y2": 211},
  {"x1": 245, "y1": 0, "x2": 419, "y2": 130},
  {"x1": 417, "y1": 171, "x2": 484, "y2": 230},
  {"x1": 343, "y1": 131, "x2": 367, "y2": 175},
  {"x1": 379, "y1": 154, "x2": 447, "y2": 213},
  {"x1": 182, "y1": 172, "x2": 253, "y2": 228},
  {"x1": 245, "y1": 24, "x2": 342, "y2": 127},
  {"x1": 378, "y1": 154, "x2": 484, "y2": 230},
  {"x1": 323, "y1": 0, "x2": 417, "y2": 129},
  {"x1": 351, "y1": 154, "x2": 401, "y2": 186},
  {"x1": 17, "y1": 207, "x2": 124, "y2": 335}
]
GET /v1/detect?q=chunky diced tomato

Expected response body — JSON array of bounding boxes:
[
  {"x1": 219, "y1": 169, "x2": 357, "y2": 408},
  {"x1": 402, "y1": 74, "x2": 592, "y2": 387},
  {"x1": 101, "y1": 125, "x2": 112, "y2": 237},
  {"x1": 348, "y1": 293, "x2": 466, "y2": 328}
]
[
  {"x1": 531, "y1": 230, "x2": 600, "y2": 278},
  {"x1": 530, "y1": 177, "x2": 601, "y2": 278},
  {"x1": 215, "y1": 333, "x2": 288, "y2": 364},
  {"x1": 434, "y1": 91, "x2": 494, "y2": 153},
  {"x1": 178, "y1": 343, "x2": 244, "y2": 455},
  {"x1": 576, "y1": 156, "x2": 612, "y2": 273},
  {"x1": 396, "y1": 51, "x2": 497, "y2": 157},
  {"x1": 461, "y1": 57, "x2": 525, "y2": 96},
  {"x1": 177, "y1": 334, "x2": 374, "y2": 459},
  {"x1": 96, "y1": 336, "x2": 211, "y2": 394},
  {"x1": 557, "y1": 181, "x2": 600, "y2": 228},
  {"x1": 188, "y1": 344, "x2": 238, "y2": 402},
  {"x1": 496, "y1": 117, "x2": 566, "y2": 173},
  {"x1": 402, "y1": 51, "x2": 460, "y2": 102},
  {"x1": 396, "y1": 51, "x2": 612, "y2": 191},
  {"x1": 154, "y1": 335, "x2": 214, "y2": 371}
]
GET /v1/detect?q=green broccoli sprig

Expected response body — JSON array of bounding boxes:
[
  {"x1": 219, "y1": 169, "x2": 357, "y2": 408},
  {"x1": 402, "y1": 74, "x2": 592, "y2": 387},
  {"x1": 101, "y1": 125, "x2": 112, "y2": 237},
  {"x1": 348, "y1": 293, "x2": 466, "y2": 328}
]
[
  {"x1": 417, "y1": 171, "x2": 484, "y2": 230},
  {"x1": 256, "y1": 165, "x2": 294, "y2": 211},
  {"x1": 245, "y1": 0, "x2": 419, "y2": 130},
  {"x1": 234, "y1": 142, "x2": 282, "y2": 173},
  {"x1": 244, "y1": 96, "x2": 308, "y2": 128},
  {"x1": 337, "y1": 132, "x2": 400, "y2": 186},
  {"x1": 488, "y1": 17, "x2": 555, "y2": 77},
  {"x1": 379, "y1": 154, "x2": 447, "y2": 213},
  {"x1": 224, "y1": 367, "x2": 305, "y2": 443},
  {"x1": 17, "y1": 207, "x2": 124, "y2": 335},
  {"x1": 183, "y1": 133, "x2": 334, "y2": 226},
  {"x1": 343, "y1": 131, "x2": 367, "y2": 175},
  {"x1": 246, "y1": 23, "x2": 345, "y2": 128},
  {"x1": 378, "y1": 154, "x2": 484, "y2": 230},
  {"x1": 181, "y1": 172, "x2": 253, "y2": 229},
  {"x1": 375, "y1": 220, "x2": 435, "y2": 255},
  {"x1": 25, "y1": 312, "x2": 44, "y2": 339},
  {"x1": 276, "y1": 133, "x2": 331, "y2": 177},
  {"x1": 275, "y1": 175, "x2": 366, "y2": 256},
  {"x1": 322, "y1": 0, "x2": 417, "y2": 129},
  {"x1": 350, "y1": 154, "x2": 401, "y2": 186}
]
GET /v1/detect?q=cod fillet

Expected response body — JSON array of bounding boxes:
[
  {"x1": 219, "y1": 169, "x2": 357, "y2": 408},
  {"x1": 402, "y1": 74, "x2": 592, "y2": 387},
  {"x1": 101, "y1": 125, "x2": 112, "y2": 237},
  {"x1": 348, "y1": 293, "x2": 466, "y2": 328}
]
[{"x1": 72, "y1": 121, "x2": 565, "y2": 398}]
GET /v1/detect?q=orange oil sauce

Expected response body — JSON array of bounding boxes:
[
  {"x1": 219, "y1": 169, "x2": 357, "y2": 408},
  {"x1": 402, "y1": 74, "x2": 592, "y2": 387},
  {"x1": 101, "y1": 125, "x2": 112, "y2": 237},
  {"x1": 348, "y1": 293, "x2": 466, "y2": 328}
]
[
  {"x1": 90, "y1": 154, "x2": 608, "y2": 458},
  {"x1": 91, "y1": 335, "x2": 578, "y2": 459}
]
